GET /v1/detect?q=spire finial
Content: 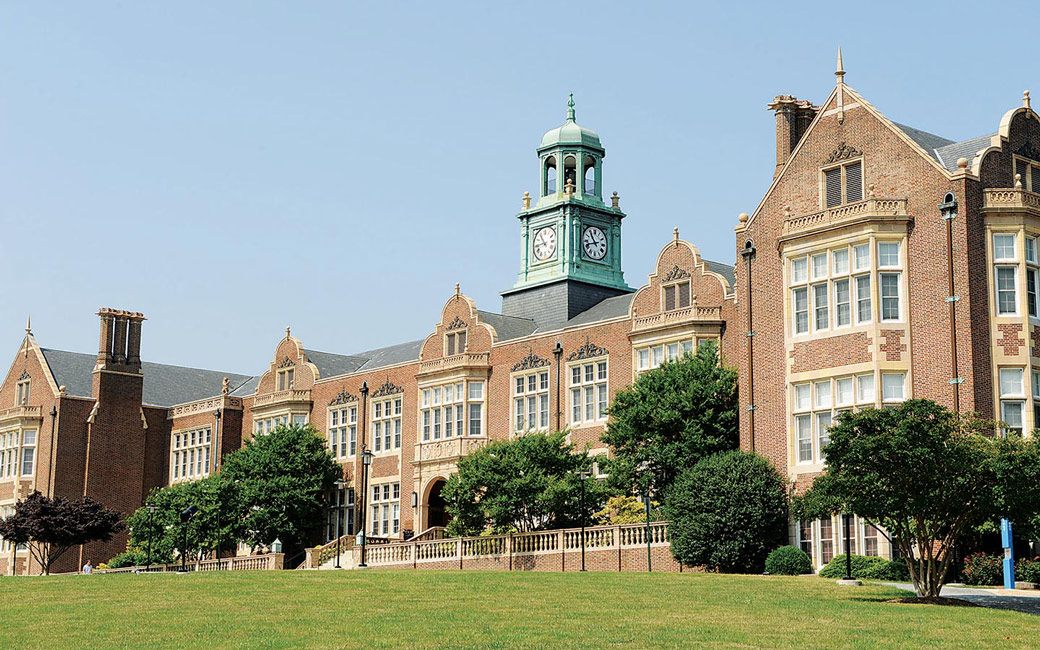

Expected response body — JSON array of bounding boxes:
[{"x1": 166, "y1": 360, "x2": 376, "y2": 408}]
[
  {"x1": 673, "y1": 227, "x2": 680, "y2": 247},
  {"x1": 566, "y1": 93, "x2": 575, "y2": 122},
  {"x1": 455, "y1": 282, "x2": 460, "y2": 297},
  {"x1": 836, "y1": 47, "x2": 845, "y2": 84},
  {"x1": 25, "y1": 314, "x2": 31, "y2": 335},
  {"x1": 285, "y1": 325, "x2": 291, "y2": 338},
  {"x1": 1025, "y1": 90, "x2": 1031, "y2": 109}
]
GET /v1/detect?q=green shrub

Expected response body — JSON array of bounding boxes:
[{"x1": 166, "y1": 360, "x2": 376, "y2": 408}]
[
  {"x1": 106, "y1": 550, "x2": 147, "y2": 568},
  {"x1": 860, "y1": 558, "x2": 910, "y2": 581},
  {"x1": 764, "y1": 545, "x2": 812, "y2": 575},
  {"x1": 819, "y1": 554, "x2": 884, "y2": 579},
  {"x1": 1015, "y1": 557, "x2": 1040, "y2": 583},
  {"x1": 665, "y1": 451, "x2": 788, "y2": 573},
  {"x1": 961, "y1": 553, "x2": 1003, "y2": 586}
]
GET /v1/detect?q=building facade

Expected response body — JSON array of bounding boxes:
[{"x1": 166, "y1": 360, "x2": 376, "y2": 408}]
[{"x1": 5, "y1": 57, "x2": 1040, "y2": 573}]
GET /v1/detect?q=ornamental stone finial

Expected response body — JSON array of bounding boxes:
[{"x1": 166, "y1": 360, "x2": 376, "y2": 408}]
[
  {"x1": 673, "y1": 227, "x2": 680, "y2": 247},
  {"x1": 835, "y1": 47, "x2": 845, "y2": 84},
  {"x1": 566, "y1": 93, "x2": 575, "y2": 122},
  {"x1": 1025, "y1": 90, "x2": 1031, "y2": 109},
  {"x1": 285, "y1": 325, "x2": 291, "y2": 338},
  {"x1": 1016, "y1": 173, "x2": 1023, "y2": 189},
  {"x1": 956, "y1": 157, "x2": 969, "y2": 170},
  {"x1": 611, "y1": 191, "x2": 619, "y2": 209},
  {"x1": 222, "y1": 376, "x2": 230, "y2": 396},
  {"x1": 522, "y1": 191, "x2": 531, "y2": 210},
  {"x1": 25, "y1": 314, "x2": 31, "y2": 335},
  {"x1": 738, "y1": 213, "x2": 749, "y2": 224},
  {"x1": 455, "y1": 282, "x2": 460, "y2": 297}
]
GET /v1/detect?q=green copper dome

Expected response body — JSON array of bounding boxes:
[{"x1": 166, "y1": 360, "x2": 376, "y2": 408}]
[{"x1": 538, "y1": 95, "x2": 604, "y2": 152}]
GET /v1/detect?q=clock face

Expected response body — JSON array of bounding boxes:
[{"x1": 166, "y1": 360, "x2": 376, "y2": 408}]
[
  {"x1": 533, "y1": 227, "x2": 557, "y2": 261},
  {"x1": 582, "y1": 226, "x2": 607, "y2": 260}
]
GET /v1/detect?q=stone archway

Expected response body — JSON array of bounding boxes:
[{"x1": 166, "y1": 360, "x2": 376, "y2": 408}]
[{"x1": 425, "y1": 478, "x2": 449, "y2": 529}]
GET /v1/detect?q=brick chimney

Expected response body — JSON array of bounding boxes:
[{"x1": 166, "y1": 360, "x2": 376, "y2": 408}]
[
  {"x1": 768, "y1": 95, "x2": 818, "y2": 177},
  {"x1": 96, "y1": 308, "x2": 146, "y2": 373}
]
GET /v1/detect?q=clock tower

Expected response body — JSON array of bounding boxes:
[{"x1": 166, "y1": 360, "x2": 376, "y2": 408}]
[{"x1": 501, "y1": 96, "x2": 633, "y2": 327}]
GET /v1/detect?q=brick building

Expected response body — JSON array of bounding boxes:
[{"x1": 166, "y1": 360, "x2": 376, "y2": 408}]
[{"x1": 4, "y1": 56, "x2": 1040, "y2": 573}]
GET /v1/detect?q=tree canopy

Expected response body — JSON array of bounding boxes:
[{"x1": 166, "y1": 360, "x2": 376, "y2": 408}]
[
  {"x1": 665, "y1": 450, "x2": 789, "y2": 573},
  {"x1": 441, "y1": 431, "x2": 609, "y2": 537},
  {"x1": 601, "y1": 340, "x2": 738, "y2": 497},
  {"x1": 0, "y1": 491, "x2": 124, "y2": 574},
  {"x1": 795, "y1": 399, "x2": 1040, "y2": 597}
]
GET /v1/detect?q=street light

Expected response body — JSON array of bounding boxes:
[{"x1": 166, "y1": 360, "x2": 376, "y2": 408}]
[
  {"x1": 578, "y1": 469, "x2": 590, "y2": 572},
  {"x1": 334, "y1": 478, "x2": 348, "y2": 569},
  {"x1": 359, "y1": 449, "x2": 373, "y2": 568},
  {"x1": 179, "y1": 505, "x2": 199, "y2": 573},
  {"x1": 146, "y1": 504, "x2": 156, "y2": 571}
]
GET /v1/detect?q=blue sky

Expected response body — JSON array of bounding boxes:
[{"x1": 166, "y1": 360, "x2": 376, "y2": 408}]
[{"x1": 0, "y1": 1, "x2": 1031, "y2": 373}]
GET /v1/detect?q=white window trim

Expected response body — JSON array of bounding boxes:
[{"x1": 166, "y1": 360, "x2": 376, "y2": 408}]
[
  {"x1": 512, "y1": 368, "x2": 551, "y2": 435},
  {"x1": 568, "y1": 358, "x2": 609, "y2": 428}
]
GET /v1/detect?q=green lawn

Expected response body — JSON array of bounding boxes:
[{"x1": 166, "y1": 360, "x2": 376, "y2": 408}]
[{"x1": 0, "y1": 570, "x2": 1036, "y2": 649}]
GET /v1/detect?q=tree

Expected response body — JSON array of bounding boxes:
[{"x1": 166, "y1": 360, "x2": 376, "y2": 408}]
[
  {"x1": 665, "y1": 451, "x2": 789, "y2": 573},
  {"x1": 441, "y1": 431, "x2": 610, "y2": 537},
  {"x1": 594, "y1": 495, "x2": 660, "y2": 525},
  {"x1": 795, "y1": 399, "x2": 1040, "y2": 598},
  {"x1": 220, "y1": 423, "x2": 341, "y2": 559},
  {"x1": 0, "y1": 491, "x2": 123, "y2": 575},
  {"x1": 602, "y1": 340, "x2": 738, "y2": 497}
]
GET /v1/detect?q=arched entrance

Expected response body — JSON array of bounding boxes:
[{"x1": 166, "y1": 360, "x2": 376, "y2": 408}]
[{"x1": 425, "y1": 479, "x2": 448, "y2": 529}]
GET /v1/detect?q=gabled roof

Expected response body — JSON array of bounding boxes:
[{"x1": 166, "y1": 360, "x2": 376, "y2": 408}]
[
  {"x1": 39, "y1": 348, "x2": 253, "y2": 408},
  {"x1": 703, "y1": 259, "x2": 736, "y2": 288},
  {"x1": 933, "y1": 134, "x2": 996, "y2": 171},
  {"x1": 302, "y1": 349, "x2": 368, "y2": 378},
  {"x1": 476, "y1": 311, "x2": 538, "y2": 342}
]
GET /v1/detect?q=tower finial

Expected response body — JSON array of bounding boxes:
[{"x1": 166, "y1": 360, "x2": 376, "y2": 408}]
[
  {"x1": 566, "y1": 93, "x2": 575, "y2": 122},
  {"x1": 285, "y1": 325, "x2": 291, "y2": 338},
  {"x1": 25, "y1": 315, "x2": 31, "y2": 335},
  {"x1": 455, "y1": 282, "x2": 460, "y2": 297},
  {"x1": 673, "y1": 227, "x2": 679, "y2": 247},
  {"x1": 835, "y1": 47, "x2": 845, "y2": 84}
]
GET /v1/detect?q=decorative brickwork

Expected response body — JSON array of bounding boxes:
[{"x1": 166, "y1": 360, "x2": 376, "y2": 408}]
[
  {"x1": 790, "y1": 332, "x2": 872, "y2": 374},
  {"x1": 997, "y1": 323, "x2": 1025, "y2": 356},
  {"x1": 879, "y1": 329, "x2": 907, "y2": 361}
]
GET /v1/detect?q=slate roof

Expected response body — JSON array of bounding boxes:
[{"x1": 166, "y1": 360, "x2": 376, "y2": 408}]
[
  {"x1": 892, "y1": 122, "x2": 994, "y2": 172},
  {"x1": 302, "y1": 349, "x2": 368, "y2": 378},
  {"x1": 703, "y1": 259, "x2": 736, "y2": 288},
  {"x1": 476, "y1": 311, "x2": 538, "y2": 342},
  {"x1": 540, "y1": 293, "x2": 635, "y2": 331},
  {"x1": 40, "y1": 348, "x2": 253, "y2": 408}
]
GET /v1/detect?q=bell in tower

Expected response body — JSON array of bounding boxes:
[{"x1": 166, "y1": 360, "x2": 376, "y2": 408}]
[{"x1": 501, "y1": 96, "x2": 632, "y2": 328}]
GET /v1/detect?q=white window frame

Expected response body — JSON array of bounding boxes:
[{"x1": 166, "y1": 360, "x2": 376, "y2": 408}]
[
  {"x1": 372, "y1": 397, "x2": 402, "y2": 454},
  {"x1": 328, "y1": 404, "x2": 358, "y2": 459},
  {"x1": 170, "y1": 426, "x2": 213, "y2": 482},
  {"x1": 513, "y1": 369, "x2": 550, "y2": 434},
  {"x1": 999, "y1": 367, "x2": 1025, "y2": 435},
  {"x1": 569, "y1": 359, "x2": 609, "y2": 427}
]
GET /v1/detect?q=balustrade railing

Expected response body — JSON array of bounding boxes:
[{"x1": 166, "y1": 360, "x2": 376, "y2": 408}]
[{"x1": 101, "y1": 553, "x2": 284, "y2": 574}]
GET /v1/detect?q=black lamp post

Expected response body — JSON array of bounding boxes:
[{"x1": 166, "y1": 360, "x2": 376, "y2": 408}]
[
  {"x1": 552, "y1": 341, "x2": 563, "y2": 432},
  {"x1": 643, "y1": 493, "x2": 653, "y2": 573},
  {"x1": 359, "y1": 449, "x2": 373, "y2": 568},
  {"x1": 334, "y1": 478, "x2": 347, "y2": 569},
  {"x1": 842, "y1": 513, "x2": 853, "y2": 581},
  {"x1": 578, "y1": 469, "x2": 590, "y2": 572},
  {"x1": 146, "y1": 504, "x2": 156, "y2": 571},
  {"x1": 179, "y1": 505, "x2": 199, "y2": 573}
]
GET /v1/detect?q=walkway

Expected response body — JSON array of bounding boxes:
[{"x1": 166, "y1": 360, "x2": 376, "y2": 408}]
[{"x1": 887, "y1": 583, "x2": 1040, "y2": 616}]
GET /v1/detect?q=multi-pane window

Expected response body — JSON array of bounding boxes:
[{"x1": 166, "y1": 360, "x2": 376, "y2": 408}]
[
  {"x1": 420, "y1": 381, "x2": 483, "y2": 441},
  {"x1": 819, "y1": 517, "x2": 834, "y2": 565},
  {"x1": 372, "y1": 397, "x2": 402, "y2": 453},
  {"x1": 881, "y1": 372, "x2": 906, "y2": 406},
  {"x1": 328, "y1": 405, "x2": 358, "y2": 459},
  {"x1": 277, "y1": 368, "x2": 294, "y2": 391},
  {"x1": 999, "y1": 367, "x2": 1025, "y2": 435},
  {"x1": 994, "y1": 233, "x2": 1019, "y2": 315},
  {"x1": 636, "y1": 338, "x2": 694, "y2": 373},
  {"x1": 0, "y1": 429, "x2": 34, "y2": 479},
  {"x1": 1028, "y1": 236, "x2": 1040, "y2": 318},
  {"x1": 15, "y1": 379, "x2": 29, "y2": 406},
  {"x1": 863, "y1": 523, "x2": 880, "y2": 557},
  {"x1": 370, "y1": 482, "x2": 401, "y2": 537},
  {"x1": 789, "y1": 242, "x2": 879, "y2": 335},
  {"x1": 1033, "y1": 369, "x2": 1040, "y2": 430},
  {"x1": 798, "y1": 519, "x2": 813, "y2": 557},
  {"x1": 570, "y1": 360, "x2": 608, "y2": 426},
  {"x1": 171, "y1": 427, "x2": 212, "y2": 481},
  {"x1": 254, "y1": 414, "x2": 291, "y2": 435},
  {"x1": 663, "y1": 280, "x2": 691, "y2": 311},
  {"x1": 446, "y1": 330, "x2": 467, "y2": 356},
  {"x1": 793, "y1": 374, "x2": 876, "y2": 464},
  {"x1": 514, "y1": 370, "x2": 550, "y2": 433},
  {"x1": 823, "y1": 160, "x2": 863, "y2": 208},
  {"x1": 326, "y1": 487, "x2": 355, "y2": 542}
]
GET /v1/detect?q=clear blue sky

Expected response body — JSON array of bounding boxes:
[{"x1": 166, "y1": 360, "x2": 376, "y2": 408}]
[{"x1": 0, "y1": 2, "x2": 1030, "y2": 374}]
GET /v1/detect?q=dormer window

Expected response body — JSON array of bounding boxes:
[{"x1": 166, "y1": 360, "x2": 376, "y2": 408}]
[
  {"x1": 823, "y1": 161, "x2": 863, "y2": 208},
  {"x1": 663, "y1": 280, "x2": 691, "y2": 311},
  {"x1": 1013, "y1": 157, "x2": 1040, "y2": 191},
  {"x1": 15, "y1": 378, "x2": 29, "y2": 406},
  {"x1": 277, "y1": 368, "x2": 294, "y2": 391},
  {"x1": 446, "y1": 330, "x2": 467, "y2": 356}
]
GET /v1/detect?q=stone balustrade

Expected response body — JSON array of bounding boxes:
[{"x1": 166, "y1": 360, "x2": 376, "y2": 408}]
[
  {"x1": 416, "y1": 436, "x2": 487, "y2": 462},
  {"x1": 983, "y1": 187, "x2": 1040, "y2": 213},
  {"x1": 0, "y1": 405, "x2": 42, "y2": 421},
  {"x1": 416, "y1": 352, "x2": 490, "y2": 376},
  {"x1": 252, "y1": 388, "x2": 311, "y2": 408},
  {"x1": 632, "y1": 306, "x2": 723, "y2": 332},
  {"x1": 101, "y1": 553, "x2": 284, "y2": 573},
  {"x1": 781, "y1": 197, "x2": 909, "y2": 238}
]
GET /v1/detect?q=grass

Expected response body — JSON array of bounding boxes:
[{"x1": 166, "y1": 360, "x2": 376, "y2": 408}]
[{"x1": 1, "y1": 570, "x2": 1038, "y2": 649}]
